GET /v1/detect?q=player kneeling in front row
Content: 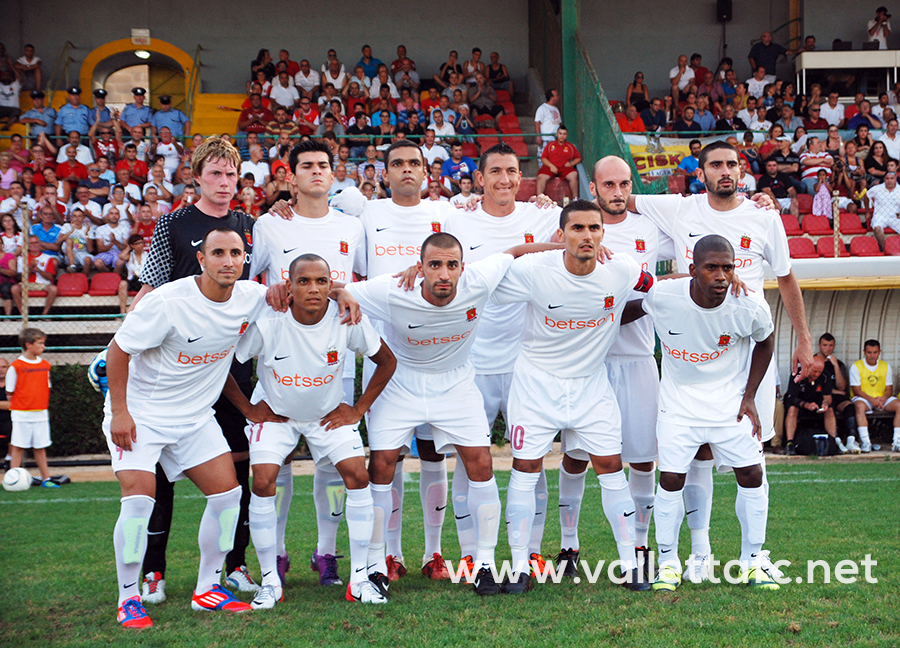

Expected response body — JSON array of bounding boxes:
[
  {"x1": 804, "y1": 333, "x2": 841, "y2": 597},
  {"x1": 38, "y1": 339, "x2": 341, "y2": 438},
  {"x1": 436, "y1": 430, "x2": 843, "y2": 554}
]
[
  {"x1": 104, "y1": 229, "x2": 285, "y2": 628},
  {"x1": 632, "y1": 235, "x2": 781, "y2": 591},
  {"x1": 228, "y1": 254, "x2": 396, "y2": 607}
]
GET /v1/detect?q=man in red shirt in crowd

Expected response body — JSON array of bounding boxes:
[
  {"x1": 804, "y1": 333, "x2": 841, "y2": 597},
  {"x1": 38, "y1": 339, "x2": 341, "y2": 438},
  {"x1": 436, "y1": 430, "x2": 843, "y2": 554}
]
[
  {"x1": 238, "y1": 93, "x2": 274, "y2": 136},
  {"x1": 616, "y1": 104, "x2": 646, "y2": 133},
  {"x1": 536, "y1": 125, "x2": 582, "y2": 200},
  {"x1": 114, "y1": 144, "x2": 149, "y2": 186},
  {"x1": 56, "y1": 145, "x2": 88, "y2": 197},
  {"x1": 293, "y1": 97, "x2": 320, "y2": 135}
]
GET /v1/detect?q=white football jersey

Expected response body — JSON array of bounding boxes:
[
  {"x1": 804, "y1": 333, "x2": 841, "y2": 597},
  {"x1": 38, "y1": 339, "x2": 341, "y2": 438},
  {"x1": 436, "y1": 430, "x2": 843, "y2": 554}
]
[
  {"x1": 347, "y1": 253, "x2": 513, "y2": 373},
  {"x1": 635, "y1": 193, "x2": 791, "y2": 292},
  {"x1": 236, "y1": 302, "x2": 382, "y2": 421},
  {"x1": 113, "y1": 278, "x2": 268, "y2": 425},
  {"x1": 249, "y1": 208, "x2": 366, "y2": 285},
  {"x1": 445, "y1": 202, "x2": 560, "y2": 374},
  {"x1": 602, "y1": 213, "x2": 676, "y2": 359},
  {"x1": 359, "y1": 198, "x2": 450, "y2": 277},
  {"x1": 492, "y1": 250, "x2": 645, "y2": 379},
  {"x1": 641, "y1": 277, "x2": 774, "y2": 426}
]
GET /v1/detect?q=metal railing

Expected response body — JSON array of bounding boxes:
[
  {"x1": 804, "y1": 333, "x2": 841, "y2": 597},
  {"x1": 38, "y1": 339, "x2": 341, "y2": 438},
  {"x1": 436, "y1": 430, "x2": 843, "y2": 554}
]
[
  {"x1": 185, "y1": 45, "x2": 203, "y2": 125},
  {"x1": 44, "y1": 41, "x2": 77, "y2": 104},
  {"x1": 750, "y1": 17, "x2": 803, "y2": 49}
]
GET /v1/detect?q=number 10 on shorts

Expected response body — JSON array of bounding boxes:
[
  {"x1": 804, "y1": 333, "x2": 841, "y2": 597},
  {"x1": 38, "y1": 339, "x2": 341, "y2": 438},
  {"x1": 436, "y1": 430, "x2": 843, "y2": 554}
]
[{"x1": 509, "y1": 425, "x2": 525, "y2": 450}]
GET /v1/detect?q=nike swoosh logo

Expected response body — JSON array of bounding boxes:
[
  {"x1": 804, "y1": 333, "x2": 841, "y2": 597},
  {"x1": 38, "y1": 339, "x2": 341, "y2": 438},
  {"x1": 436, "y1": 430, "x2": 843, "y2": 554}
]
[
  {"x1": 688, "y1": 232, "x2": 702, "y2": 237},
  {"x1": 660, "y1": 548, "x2": 671, "y2": 554},
  {"x1": 147, "y1": 530, "x2": 166, "y2": 535},
  {"x1": 188, "y1": 336, "x2": 203, "y2": 343},
  {"x1": 192, "y1": 239, "x2": 203, "y2": 246},
  {"x1": 124, "y1": 582, "x2": 137, "y2": 589},
  {"x1": 455, "y1": 514, "x2": 471, "y2": 520},
  {"x1": 349, "y1": 591, "x2": 362, "y2": 601},
  {"x1": 215, "y1": 569, "x2": 223, "y2": 574},
  {"x1": 283, "y1": 247, "x2": 298, "y2": 254},
  {"x1": 548, "y1": 304, "x2": 564, "y2": 309},
  {"x1": 668, "y1": 330, "x2": 682, "y2": 336},
  {"x1": 645, "y1": 505, "x2": 654, "y2": 510},
  {"x1": 751, "y1": 552, "x2": 759, "y2": 558},
  {"x1": 274, "y1": 355, "x2": 290, "y2": 361},
  {"x1": 559, "y1": 504, "x2": 570, "y2": 508},
  {"x1": 376, "y1": 227, "x2": 389, "y2": 232},
  {"x1": 391, "y1": 508, "x2": 399, "y2": 513},
  {"x1": 624, "y1": 511, "x2": 635, "y2": 517},
  {"x1": 352, "y1": 445, "x2": 363, "y2": 450},
  {"x1": 263, "y1": 571, "x2": 272, "y2": 577},
  {"x1": 408, "y1": 324, "x2": 424, "y2": 329},
  {"x1": 469, "y1": 244, "x2": 483, "y2": 250},
  {"x1": 331, "y1": 511, "x2": 343, "y2": 517},
  {"x1": 686, "y1": 509, "x2": 698, "y2": 515},
  {"x1": 436, "y1": 505, "x2": 446, "y2": 511},
  {"x1": 355, "y1": 566, "x2": 367, "y2": 573}
]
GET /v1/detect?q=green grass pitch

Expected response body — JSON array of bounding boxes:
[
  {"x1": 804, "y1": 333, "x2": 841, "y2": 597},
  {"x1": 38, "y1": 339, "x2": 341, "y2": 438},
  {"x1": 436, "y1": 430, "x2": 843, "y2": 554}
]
[{"x1": 1, "y1": 461, "x2": 898, "y2": 647}]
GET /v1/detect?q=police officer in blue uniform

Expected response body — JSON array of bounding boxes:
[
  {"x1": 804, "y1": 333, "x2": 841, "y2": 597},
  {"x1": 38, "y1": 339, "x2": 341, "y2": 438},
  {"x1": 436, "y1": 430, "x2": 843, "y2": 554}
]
[
  {"x1": 19, "y1": 90, "x2": 57, "y2": 137},
  {"x1": 55, "y1": 86, "x2": 91, "y2": 139},
  {"x1": 150, "y1": 95, "x2": 191, "y2": 139},
  {"x1": 91, "y1": 89, "x2": 116, "y2": 129},
  {"x1": 119, "y1": 87, "x2": 153, "y2": 131}
]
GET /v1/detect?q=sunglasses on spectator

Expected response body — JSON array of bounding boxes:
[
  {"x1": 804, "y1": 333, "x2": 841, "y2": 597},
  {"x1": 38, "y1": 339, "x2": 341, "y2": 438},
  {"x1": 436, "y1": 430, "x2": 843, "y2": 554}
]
[
  {"x1": 88, "y1": 167, "x2": 100, "y2": 172},
  {"x1": 810, "y1": 109, "x2": 820, "y2": 112}
]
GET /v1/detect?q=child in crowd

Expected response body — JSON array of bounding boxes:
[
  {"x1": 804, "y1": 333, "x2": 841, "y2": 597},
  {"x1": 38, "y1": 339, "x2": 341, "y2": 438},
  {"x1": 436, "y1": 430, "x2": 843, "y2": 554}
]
[
  {"x1": 812, "y1": 169, "x2": 833, "y2": 219},
  {"x1": 116, "y1": 234, "x2": 145, "y2": 314},
  {"x1": 61, "y1": 208, "x2": 93, "y2": 274}
]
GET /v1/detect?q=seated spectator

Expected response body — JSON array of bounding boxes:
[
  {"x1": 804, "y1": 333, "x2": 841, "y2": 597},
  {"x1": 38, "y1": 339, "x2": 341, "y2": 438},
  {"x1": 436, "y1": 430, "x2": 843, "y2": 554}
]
[
  {"x1": 240, "y1": 144, "x2": 270, "y2": 187},
  {"x1": 440, "y1": 140, "x2": 477, "y2": 194},
  {"x1": 865, "y1": 140, "x2": 891, "y2": 188},
  {"x1": 814, "y1": 333, "x2": 858, "y2": 444},
  {"x1": 735, "y1": 95, "x2": 757, "y2": 127},
  {"x1": 294, "y1": 98, "x2": 320, "y2": 135},
  {"x1": 117, "y1": 234, "x2": 146, "y2": 314},
  {"x1": 315, "y1": 112, "x2": 346, "y2": 138},
  {"x1": 868, "y1": 170, "x2": 900, "y2": 249},
  {"x1": 615, "y1": 104, "x2": 646, "y2": 133},
  {"x1": 317, "y1": 83, "x2": 342, "y2": 111},
  {"x1": 429, "y1": 110, "x2": 455, "y2": 142},
  {"x1": 697, "y1": 71, "x2": 725, "y2": 114},
  {"x1": 247, "y1": 70, "x2": 272, "y2": 98},
  {"x1": 536, "y1": 125, "x2": 581, "y2": 200},
  {"x1": 19, "y1": 167, "x2": 37, "y2": 201},
  {"x1": 872, "y1": 93, "x2": 891, "y2": 121},
  {"x1": 449, "y1": 88, "x2": 467, "y2": 113},
  {"x1": 374, "y1": 110, "x2": 398, "y2": 147},
  {"x1": 6, "y1": 134, "x2": 29, "y2": 174},
  {"x1": 346, "y1": 113, "x2": 376, "y2": 158},
  {"x1": 674, "y1": 139, "x2": 703, "y2": 193},
  {"x1": 748, "y1": 104, "x2": 772, "y2": 132},
  {"x1": 236, "y1": 185, "x2": 261, "y2": 218},
  {"x1": 775, "y1": 104, "x2": 803, "y2": 132},
  {"x1": 454, "y1": 105, "x2": 475, "y2": 143},
  {"x1": 449, "y1": 174, "x2": 475, "y2": 207},
  {"x1": 783, "y1": 355, "x2": 838, "y2": 455},
  {"x1": 29, "y1": 202, "x2": 62, "y2": 260},
  {"x1": 819, "y1": 91, "x2": 845, "y2": 128},
  {"x1": 848, "y1": 100, "x2": 882, "y2": 131},
  {"x1": 320, "y1": 49, "x2": 344, "y2": 77},
  {"x1": 13, "y1": 44, "x2": 41, "y2": 92},
  {"x1": 269, "y1": 71, "x2": 300, "y2": 113},
  {"x1": 758, "y1": 123, "x2": 785, "y2": 160},
  {"x1": 672, "y1": 106, "x2": 701, "y2": 135},
  {"x1": 758, "y1": 157, "x2": 799, "y2": 216},
  {"x1": 391, "y1": 45, "x2": 414, "y2": 75},
  {"x1": 487, "y1": 52, "x2": 514, "y2": 96},
  {"x1": 103, "y1": 183, "x2": 134, "y2": 222},
  {"x1": 143, "y1": 163, "x2": 174, "y2": 201},
  {"x1": 434, "y1": 50, "x2": 463, "y2": 89},
  {"x1": 60, "y1": 207, "x2": 92, "y2": 273},
  {"x1": 467, "y1": 73, "x2": 503, "y2": 120},
  {"x1": 694, "y1": 95, "x2": 716, "y2": 131},
  {"x1": 356, "y1": 45, "x2": 383, "y2": 79},
  {"x1": 265, "y1": 166, "x2": 293, "y2": 208},
  {"x1": 770, "y1": 135, "x2": 801, "y2": 179},
  {"x1": 398, "y1": 96, "x2": 426, "y2": 126},
  {"x1": 393, "y1": 58, "x2": 420, "y2": 92},
  {"x1": 0, "y1": 152, "x2": 18, "y2": 198},
  {"x1": 799, "y1": 136, "x2": 834, "y2": 194},
  {"x1": 294, "y1": 60, "x2": 320, "y2": 100},
  {"x1": 143, "y1": 186, "x2": 170, "y2": 221},
  {"x1": 344, "y1": 81, "x2": 369, "y2": 114},
  {"x1": 850, "y1": 339, "x2": 900, "y2": 453},
  {"x1": 463, "y1": 48, "x2": 486, "y2": 85},
  {"x1": 368, "y1": 66, "x2": 399, "y2": 101},
  {"x1": 669, "y1": 55, "x2": 695, "y2": 101},
  {"x1": 640, "y1": 97, "x2": 667, "y2": 132},
  {"x1": 809, "y1": 169, "x2": 833, "y2": 217},
  {"x1": 736, "y1": 154, "x2": 757, "y2": 195},
  {"x1": 56, "y1": 147, "x2": 89, "y2": 200},
  {"x1": 738, "y1": 131, "x2": 762, "y2": 173},
  {"x1": 851, "y1": 124, "x2": 875, "y2": 160},
  {"x1": 370, "y1": 99, "x2": 397, "y2": 128},
  {"x1": 625, "y1": 71, "x2": 650, "y2": 112},
  {"x1": 721, "y1": 69, "x2": 738, "y2": 104},
  {"x1": 78, "y1": 163, "x2": 110, "y2": 206},
  {"x1": 276, "y1": 50, "x2": 300, "y2": 78},
  {"x1": 329, "y1": 164, "x2": 356, "y2": 195},
  {"x1": 12, "y1": 235, "x2": 57, "y2": 315},
  {"x1": 238, "y1": 93, "x2": 274, "y2": 136},
  {"x1": 251, "y1": 49, "x2": 275, "y2": 83},
  {"x1": 421, "y1": 129, "x2": 449, "y2": 166},
  {"x1": 441, "y1": 72, "x2": 467, "y2": 103}
]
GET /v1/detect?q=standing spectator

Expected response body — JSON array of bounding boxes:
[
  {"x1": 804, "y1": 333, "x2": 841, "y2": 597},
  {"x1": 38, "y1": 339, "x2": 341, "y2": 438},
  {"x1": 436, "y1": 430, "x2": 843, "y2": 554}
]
[
  {"x1": 748, "y1": 32, "x2": 793, "y2": 76},
  {"x1": 615, "y1": 104, "x2": 646, "y2": 132},
  {"x1": 13, "y1": 44, "x2": 41, "y2": 91},
  {"x1": 357, "y1": 45, "x2": 383, "y2": 79},
  {"x1": 19, "y1": 90, "x2": 56, "y2": 137},
  {"x1": 868, "y1": 6, "x2": 892, "y2": 49},
  {"x1": 12, "y1": 237, "x2": 58, "y2": 315},
  {"x1": 268, "y1": 71, "x2": 300, "y2": 114},
  {"x1": 867, "y1": 170, "x2": 900, "y2": 250},
  {"x1": 669, "y1": 55, "x2": 695, "y2": 101},
  {"x1": 119, "y1": 88, "x2": 153, "y2": 132},
  {"x1": 462, "y1": 48, "x2": 486, "y2": 85},
  {"x1": 5, "y1": 328, "x2": 56, "y2": 486},
  {"x1": 150, "y1": 96, "x2": 190, "y2": 139},
  {"x1": 535, "y1": 88, "x2": 561, "y2": 154},
  {"x1": 536, "y1": 125, "x2": 581, "y2": 199},
  {"x1": 486, "y1": 52, "x2": 514, "y2": 96},
  {"x1": 467, "y1": 73, "x2": 503, "y2": 120},
  {"x1": 55, "y1": 86, "x2": 92, "y2": 138},
  {"x1": 434, "y1": 50, "x2": 463, "y2": 89}
]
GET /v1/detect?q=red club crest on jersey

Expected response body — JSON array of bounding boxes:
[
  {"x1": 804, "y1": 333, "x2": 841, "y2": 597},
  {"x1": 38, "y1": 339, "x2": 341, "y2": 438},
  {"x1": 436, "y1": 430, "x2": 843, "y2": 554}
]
[
  {"x1": 467, "y1": 307, "x2": 477, "y2": 321},
  {"x1": 604, "y1": 294, "x2": 614, "y2": 310},
  {"x1": 718, "y1": 333, "x2": 731, "y2": 347},
  {"x1": 432, "y1": 221, "x2": 441, "y2": 233},
  {"x1": 327, "y1": 348, "x2": 339, "y2": 365},
  {"x1": 244, "y1": 229, "x2": 253, "y2": 246},
  {"x1": 635, "y1": 238, "x2": 646, "y2": 253},
  {"x1": 524, "y1": 231, "x2": 534, "y2": 244},
  {"x1": 740, "y1": 234, "x2": 751, "y2": 249},
  {"x1": 340, "y1": 239, "x2": 349, "y2": 255},
  {"x1": 239, "y1": 321, "x2": 249, "y2": 335}
]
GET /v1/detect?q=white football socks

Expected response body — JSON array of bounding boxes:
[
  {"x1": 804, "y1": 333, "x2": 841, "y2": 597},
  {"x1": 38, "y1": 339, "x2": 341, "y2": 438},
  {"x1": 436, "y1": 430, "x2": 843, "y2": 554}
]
[
  {"x1": 736, "y1": 484, "x2": 768, "y2": 570},
  {"x1": 420, "y1": 459, "x2": 447, "y2": 559},
  {"x1": 598, "y1": 470, "x2": 637, "y2": 570},
  {"x1": 468, "y1": 476, "x2": 501, "y2": 570},
  {"x1": 313, "y1": 463, "x2": 345, "y2": 556},
  {"x1": 654, "y1": 487, "x2": 684, "y2": 570},
  {"x1": 368, "y1": 482, "x2": 392, "y2": 577},
  {"x1": 529, "y1": 468, "x2": 548, "y2": 556},
  {"x1": 452, "y1": 459, "x2": 476, "y2": 557},
  {"x1": 249, "y1": 492, "x2": 278, "y2": 587},
  {"x1": 275, "y1": 462, "x2": 293, "y2": 556},
  {"x1": 558, "y1": 463, "x2": 586, "y2": 551},
  {"x1": 114, "y1": 494, "x2": 154, "y2": 606},
  {"x1": 506, "y1": 469, "x2": 539, "y2": 573},
  {"x1": 628, "y1": 467, "x2": 656, "y2": 548},
  {"x1": 859, "y1": 426, "x2": 871, "y2": 446},
  {"x1": 684, "y1": 459, "x2": 713, "y2": 556},
  {"x1": 196, "y1": 486, "x2": 241, "y2": 594},
  {"x1": 386, "y1": 460, "x2": 404, "y2": 561},
  {"x1": 345, "y1": 486, "x2": 375, "y2": 585}
]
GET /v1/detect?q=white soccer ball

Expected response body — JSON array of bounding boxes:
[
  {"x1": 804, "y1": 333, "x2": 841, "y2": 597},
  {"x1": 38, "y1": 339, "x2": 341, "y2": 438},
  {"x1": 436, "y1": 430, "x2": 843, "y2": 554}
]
[{"x1": 2, "y1": 467, "x2": 32, "y2": 492}]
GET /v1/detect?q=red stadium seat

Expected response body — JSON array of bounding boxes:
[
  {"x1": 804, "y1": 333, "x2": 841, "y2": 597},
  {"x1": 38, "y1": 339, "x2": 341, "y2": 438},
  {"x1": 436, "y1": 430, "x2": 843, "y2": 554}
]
[
  {"x1": 498, "y1": 114, "x2": 520, "y2": 131},
  {"x1": 780, "y1": 214, "x2": 801, "y2": 235},
  {"x1": 27, "y1": 289, "x2": 48, "y2": 298},
  {"x1": 495, "y1": 89, "x2": 511, "y2": 103},
  {"x1": 476, "y1": 127, "x2": 498, "y2": 135},
  {"x1": 837, "y1": 213, "x2": 866, "y2": 235},
  {"x1": 788, "y1": 238, "x2": 818, "y2": 259},
  {"x1": 57, "y1": 272, "x2": 88, "y2": 297},
  {"x1": 507, "y1": 140, "x2": 529, "y2": 158},
  {"x1": 461, "y1": 142, "x2": 479, "y2": 158},
  {"x1": 479, "y1": 137, "x2": 500, "y2": 151},
  {"x1": 816, "y1": 237, "x2": 849, "y2": 258},
  {"x1": 802, "y1": 214, "x2": 833, "y2": 235},
  {"x1": 501, "y1": 130, "x2": 525, "y2": 143},
  {"x1": 850, "y1": 236, "x2": 884, "y2": 257},
  {"x1": 885, "y1": 236, "x2": 900, "y2": 256},
  {"x1": 474, "y1": 114, "x2": 494, "y2": 125},
  {"x1": 500, "y1": 102, "x2": 516, "y2": 116},
  {"x1": 796, "y1": 194, "x2": 813, "y2": 214},
  {"x1": 88, "y1": 272, "x2": 122, "y2": 296}
]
